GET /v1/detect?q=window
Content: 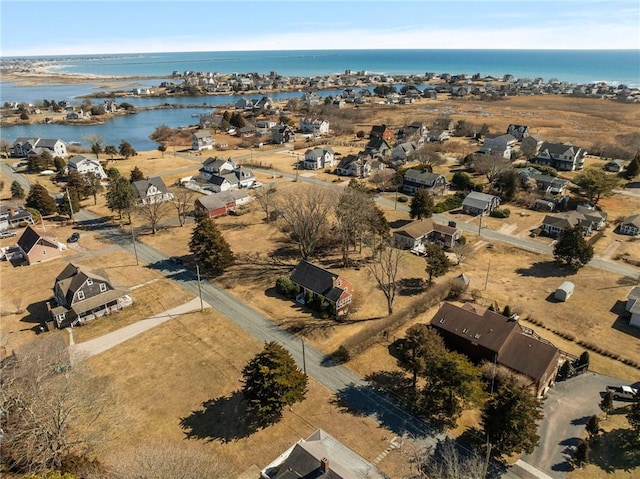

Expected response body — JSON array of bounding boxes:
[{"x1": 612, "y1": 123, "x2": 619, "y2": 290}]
[
  {"x1": 87, "y1": 278, "x2": 93, "y2": 286},
  {"x1": 439, "y1": 318, "x2": 446, "y2": 324},
  {"x1": 474, "y1": 333, "x2": 481, "y2": 339},
  {"x1": 77, "y1": 290, "x2": 85, "y2": 301},
  {"x1": 99, "y1": 283, "x2": 107, "y2": 292},
  {"x1": 462, "y1": 328, "x2": 469, "y2": 334}
]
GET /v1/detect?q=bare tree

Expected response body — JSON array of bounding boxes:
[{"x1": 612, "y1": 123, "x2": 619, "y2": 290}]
[
  {"x1": 104, "y1": 441, "x2": 234, "y2": 479},
  {"x1": 472, "y1": 154, "x2": 513, "y2": 184},
  {"x1": 170, "y1": 188, "x2": 195, "y2": 227},
  {"x1": 451, "y1": 241, "x2": 471, "y2": 266},
  {"x1": 277, "y1": 185, "x2": 335, "y2": 258},
  {"x1": 0, "y1": 335, "x2": 117, "y2": 474},
  {"x1": 365, "y1": 241, "x2": 404, "y2": 315},
  {"x1": 254, "y1": 183, "x2": 278, "y2": 223},
  {"x1": 412, "y1": 438, "x2": 485, "y2": 479},
  {"x1": 0, "y1": 138, "x2": 12, "y2": 158},
  {"x1": 84, "y1": 134, "x2": 105, "y2": 159},
  {"x1": 334, "y1": 186, "x2": 377, "y2": 267},
  {"x1": 409, "y1": 143, "x2": 446, "y2": 171},
  {"x1": 135, "y1": 200, "x2": 169, "y2": 234}
]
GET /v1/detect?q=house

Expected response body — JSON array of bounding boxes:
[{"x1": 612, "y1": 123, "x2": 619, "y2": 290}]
[
  {"x1": 66, "y1": 155, "x2": 107, "y2": 179},
  {"x1": 521, "y1": 134, "x2": 544, "y2": 157},
  {"x1": 260, "y1": 429, "x2": 388, "y2": 479},
  {"x1": 426, "y1": 129, "x2": 450, "y2": 143},
  {"x1": 234, "y1": 167, "x2": 256, "y2": 188},
  {"x1": 432, "y1": 118, "x2": 455, "y2": 132},
  {"x1": 393, "y1": 219, "x2": 462, "y2": 250},
  {"x1": 517, "y1": 167, "x2": 569, "y2": 196},
  {"x1": 391, "y1": 141, "x2": 419, "y2": 163},
  {"x1": 482, "y1": 134, "x2": 517, "y2": 158},
  {"x1": 619, "y1": 214, "x2": 640, "y2": 236},
  {"x1": 192, "y1": 130, "x2": 215, "y2": 151},
  {"x1": 199, "y1": 157, "x2": 237, "y2": 180},
  {"x1": 50, "y1": 263, "x2": 132, "y2": 328},
  {"x1": 289, "y1": 260, "x2": 353, "y2": 318},
  {"x1": 132, "y1": 177, "x2": 174, "y2": 205},
  {"x1": 402, "y1": 169, "x2": 447, "y2": 195},
  {"x1": 272, "y1": 124, "x2": 296, "y2": 144},
  {"x1": 364, "y1": 137, "x2": 392, "y2": 159},
  {"x1": 531, "y1": 142, "x2": 586, "y2": 171},
  {"x1": 506, "y1": 124, "x2": 530, "y2": 141},
  {"x1": 540, "y1": 205, "x2": 607, "y2": 237},
  {"x1": 17, "y1": 225, "x2": 62, "y2": 265},
  {"x1": 430, "y1": 302, "x2": 561, "y2": 397},
  {"x1": 461, "y1": 191, "x2": 501, "y2": 216},
  {"x1": 625, "y1": 286, "x2": 640, "y2": 328},
  {"x1": 206, "y1": 173, "x2": 239, "y2": 193},
  {"x1": 194, "y1": 190, "x2": 250, "y2": 218},
  {"x1": 302, "y1": 147, "x2": 335, "y2": 170},
  {"x1": 0, "y1": 206, "x2": 34, "y2": 230},
  {"x1": 13, "y1": 137, "x2": 67, "y2": 158},
  {"x1": 300, "y1": 118, "x2": 330, "y2": 135},
  {"x1": 369, "y1": 124, "x2": 395, "y2": 142},
  {"x1": 603, "y1": 159, "x2": 625, "y2": 172},
  {"x1": 335, "y1": 155, "x2": 371, "y2": 178}
]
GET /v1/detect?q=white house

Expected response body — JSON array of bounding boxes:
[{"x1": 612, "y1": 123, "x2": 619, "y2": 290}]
[
  {"x1": 299, "y1": 118, "x2": 330, "y2": 135},
  {"x1": 67, "y1": 155, "x2": 107, "y2": 179},
  {"x1": 132, "y1": 177, "x2": 174, "y2": 205},
  {"x1": 302, "y1": 147, "x2": 335, "y2": 170},
  {"x1": 13, "y1": 137, "x2": 67, "y2": 158},
  {"x1": 625, "y1": 286, "x2": 640, "y2": 328},
  {"x1": 619, "y1": 214, "x2": 640, "y2": 236},
  {"x1": 192, "y1": 130, "x2": 215, "y2": 151}
]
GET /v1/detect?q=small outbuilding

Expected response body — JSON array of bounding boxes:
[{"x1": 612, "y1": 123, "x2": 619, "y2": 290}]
[{"x1": 555, "y1": 281, "x2": 575, "y2": 302}]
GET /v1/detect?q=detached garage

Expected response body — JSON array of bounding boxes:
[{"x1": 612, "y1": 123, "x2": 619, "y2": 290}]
[{"x1": 555, "y1": 281, "x2": 575, "y2": 302}]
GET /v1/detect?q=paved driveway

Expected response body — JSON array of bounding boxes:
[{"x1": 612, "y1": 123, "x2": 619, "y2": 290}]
[{"x1": 520, "y1": 372, "x2": 621, "y2": 478}]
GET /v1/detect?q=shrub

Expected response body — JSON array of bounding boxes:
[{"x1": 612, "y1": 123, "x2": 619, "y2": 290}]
[
  {"x1": 397, "y1": 196, "x2": 408, "y2": 203},
  {"x1": 434, "y1": 194, "x2": 463, "y2": 213},
  {"x1": 275, "y1": 276, "x2": 298, "y2": 298},
  {"x1": 490, "y1": 208, "x2": 511, "y2": 218}
]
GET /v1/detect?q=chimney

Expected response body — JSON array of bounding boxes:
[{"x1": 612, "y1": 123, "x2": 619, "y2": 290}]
[{"x1": 320, "y1": 457, "x2": 329, "y2": 473}]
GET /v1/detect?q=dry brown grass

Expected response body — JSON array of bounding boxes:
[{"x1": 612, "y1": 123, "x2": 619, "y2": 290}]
[{"x1": 86, "y1": 308, "x2": 414, "y2": 477}]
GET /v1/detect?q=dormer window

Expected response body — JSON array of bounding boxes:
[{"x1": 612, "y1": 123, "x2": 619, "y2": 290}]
[
  {"x1": 87, "y1": 278, "x2": 93, "y2": 286},
  {"x1": 474, "y1": 333, "x2": 481, "y2": 339},
  {"x1": 100, "y1": 283, "x2": 107, "y2": 292},
  {"x1": 77, "y1": 290, "x2": 85, "y2": 301}
]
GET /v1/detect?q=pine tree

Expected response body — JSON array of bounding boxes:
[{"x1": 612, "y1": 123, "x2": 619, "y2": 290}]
[
  {"x1": 482, "y1": 376, "x2": 543, "y2": 456},
  {"x1": 599, "y1": 391, "x2": 614, "y2": 420},
  {"x1": 105, "y1": 177, "x2": 135, "y2": 221},
  {"x1": 627, "y1": 389, "x2": 640, "y2": 438},
  {"x1": 397, "y1": 324, "x2": 446, "y2": 390},
  {"x1": 130, "y1": 166, "x2": 145, "y2": 183},
  {"x1": 424, "y1": 243, "x2": 451, "y2": 284},
  {"x1": 119, "y1": 140, "x2": 137, "y2": 159},
  {"x1": 189, "y1": 215, "x2": 234, "y2": 275},
  {"x1": 585, "y1": 414, "x2": 601, "y2": 443},
  {"x1": 574, "y1": 439, "x2": 590, "y2": 468},
  {"x1": 626, "y1": 154, "x2": 640, "y2": 179},
  {"x1": 557, "y1": 360, "x2": 573, "y2": 381},
  {"x1": 409, "y1": 188, "x2": 435, "y2": 220},
  {"x1": 553, "y1": 225, "x2": 594, "y2": 270},
  {"x1": 25, "y1": 183, "x2": 58, "y2": 216},
  {"x1": 58, "y1": 187, "x2": 81, "y2": 218},
  {"x1": 241, "y1": 341, "x2": 308, "y2": 427},
  {"x1": 10, "y1": 180, "x2": 25, "y2": 199}
]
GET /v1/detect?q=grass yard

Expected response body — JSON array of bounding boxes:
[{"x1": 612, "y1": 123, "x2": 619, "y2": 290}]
[{"x1": 86, "y1": 309, "x2": 414, "y2": 477}]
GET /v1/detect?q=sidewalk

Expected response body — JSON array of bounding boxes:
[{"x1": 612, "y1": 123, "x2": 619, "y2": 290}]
[{"x1": 70, "y1": 297, "x2": 210, "y2": 360}]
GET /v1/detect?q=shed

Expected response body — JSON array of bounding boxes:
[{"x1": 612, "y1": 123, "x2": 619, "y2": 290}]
[{"x1": 555, "y1": 281, "x2": 574, "y2": 302}]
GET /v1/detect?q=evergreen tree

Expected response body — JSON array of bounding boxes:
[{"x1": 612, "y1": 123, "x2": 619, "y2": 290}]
[
  {"x1": 625, "y1": 154, "x2": 640, "y2": 179},
  {"x1": 482, "y1": 376, "x2": 543, "y2": 456},
  {"x1": 599, "y1": 390, "x2": 614, "y2": 419},
  {"x1": 451, "y1": 171, "x2": 475, "y2": 191},
  {"x1": 397, "y1": 324, "x2": 446, "y2": 390},
  {"x1": 66, "y1": 171, "x2": 87, "y2": 200},
  {"x1": 502, "y1": 304, "x2": 512, "y2": 318},
  {"x1": 424, "y1": 243, "x2": 451, "y2": 284},
  {"x1": 573, "y1": 439, "x2": 590, "y2": 469},
  {"x1": 189, "y1": 215, "x2": 235, "y2": 275},
  {"x1": 576, "y1": 351, "x2": 590, "y2": 371},
  {"x1": 572, "y1": 167, "x2": 620, "y2": 204},
  {"x1": 58, "y1": 187, "x2": 81, "y2": 218},
  {"x1": 105, "y1": 176, "x2": 135, "y2": 221},
  {"x1": 553, "y1": 225, "x2": 594, "y2": 270},
  {"x1": 241, "y1": 341, "x2": 308, "y2": 427},
  {"x1": 10, "y1": 180, "x2": 25, "y2": 199},
  {"x1": 130, "y1": 166, "x2": 145, "y2": 183},
  {"x1": 25, "y1": 183, "x2": 57, "y2": 216},
  {"x1": 84, "y1": 173, "x2": 104, "y2": 205},
  {"x1": 557, "y1": 360, "x2": 573, "y2": 381},
  {"x1": 53, "y1": 156, "x2": 66, "y2": 173},
  {"x1": 585, "y1": 414, "x2": 601, "y2": 443},
  {"x1": 104, "y1": 145, "x2": 118, "y2": 161},
  {"x1": 626, "y1": 389, "x2": 640, "y2": 438},
  {"x1": 409, "y1": 188, "x2": 435, "y2": 220}
]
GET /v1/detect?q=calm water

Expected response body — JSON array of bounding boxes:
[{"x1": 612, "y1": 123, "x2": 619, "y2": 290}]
[{"x1": 2, "y1": 49, "x2": 639, "y2": 151}]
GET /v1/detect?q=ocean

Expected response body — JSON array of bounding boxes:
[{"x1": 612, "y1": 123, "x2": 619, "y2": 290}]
[
  {"x1": 2, "y1": 49, "x2": 639, "y2": 151},
  {"x1": 6, "y1": 49, "x2": 640, "y2": 86}
]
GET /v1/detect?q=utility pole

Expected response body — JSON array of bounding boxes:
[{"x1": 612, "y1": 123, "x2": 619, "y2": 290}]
[
  {"x1": 295, "y1": 153, "x2": 299, "y2": 181},
  {"x1": 196, "y1": 264, "x2": 204, "y2": 312},
  {"x1": 484, "y1": 261, "x2": 491, "y2": 291},
  {"x1": 65, "y1": 188, "x2": 74, "y2": 220},
  {"x1": 130, "y1": 222, "x2": 139, "y2": 266},
  {"x1": 301, "y1": 338, "x2": 306, "y2": 375}
]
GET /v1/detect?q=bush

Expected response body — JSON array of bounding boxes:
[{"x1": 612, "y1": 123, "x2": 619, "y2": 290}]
[
  {"x1": 275, "y1": 276, "x2": 299, "y2": 298},
  {"x1": 490, "y1": 208, "x2": 511, "y2": 218},
  {"x1": 434, "y1": 194, "x2": 463, "y2": 213},
  {"x1": 397, "y1": 196, "x2": 408, "y2": 203}
]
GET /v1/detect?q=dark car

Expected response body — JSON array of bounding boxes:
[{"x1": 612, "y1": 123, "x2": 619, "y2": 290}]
[{"x1": 67, "y1": 232, "x2": 80, "y2": 243}]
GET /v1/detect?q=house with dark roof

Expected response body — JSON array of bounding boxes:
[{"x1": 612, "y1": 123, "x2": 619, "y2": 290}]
[
  {"x1": 506, "y1": 124, "x2": 530, "y2": 141},
  {"x1": 50, "y1": 263, "x2": 132, "y2": 328},
  {"x1": 17, "y1": 226, "x2": 62, "y2": 265},
  {"x1": 393, "y1": 219, "x2": 462, "y2": 250},
  {"x1": 260, "y1": 428, "x2": 388, "y2": 479},
  {"x1": 289, "y1": 260, "x2": 353, "y2": 318},
  {"x1": 517, "y1": 167, "x2": 569, "y2": 196},
  {"x1": 430, "y1": 302, "x2": 561, "y2": 397},
  {"x1": 272, "y1": 124, "x2": 296, "y2": 144},
  {"x1": 335, "y1": 154, "x2": 371, "y2": 178},
  {"x1": 619, "y1": 214, "x2": 640, "y2": 236},
  {"x1": 531, "y1": 142, "x2": 586, "y2": 171},
  {"x1": 364, "y1": 137, "x2": 392, "y2": 159},
  {"x1": 461, "y1": 191, "x2": 501, "y2": 216},
  {"x1": 391, "y1": 141, "x2": 419, "y2": 163},
  {"x1": 369, "y1": 124, "x2": 395, "y2": 143},
  {"x1": 13, "y1": 137, "x2": 67, "y2": 158},
  {"x1": 521, "y1": 134, "x2": 544, "y2": 157},
  {"x1": 402, "y1": 169, "x2": 447, "y2": 195},
  {"x1": 132, "y1": 177, "x2": 174, "y2": 205},
  {"x1": 540, "y1": 205, "x2": 607, "y2": 237},
  {"x1": 0, "y1": 206, "x2": 34, "y2": 230},
  {"x1": 199, "y1": 157, "x2": 237, "y2": 181}
]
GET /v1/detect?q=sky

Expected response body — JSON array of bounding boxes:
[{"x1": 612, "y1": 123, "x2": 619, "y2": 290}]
[{"x1": 1, "y1": 0, "x2": 639, "y2": 57}]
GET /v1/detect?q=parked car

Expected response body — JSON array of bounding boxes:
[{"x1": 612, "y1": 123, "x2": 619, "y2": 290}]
[
  {"x1": 67, "y1": 232, "x2": 80, "y2": 243},
  {"x1": 0, "y1": 231, "x2": 17, "y2": 239},
  {"x1": 606, "y1": 385, "x2": 638, "y2": 400},
  {"x1": 249, "y1": 181, "x2": 263, "y2": 189}
]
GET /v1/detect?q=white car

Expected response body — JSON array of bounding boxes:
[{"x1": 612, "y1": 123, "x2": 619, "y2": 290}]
[
  {"x1": 249, "y1": 181, "x2": 263, "y2": 189},
  {"x1": 0, "y1": 231, "x2": 17, "y2": 239}
]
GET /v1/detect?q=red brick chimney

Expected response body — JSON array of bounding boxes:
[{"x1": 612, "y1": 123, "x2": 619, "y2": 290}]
[{"x1": 320, "y1": 457, "x2": 329, "y2": 473}]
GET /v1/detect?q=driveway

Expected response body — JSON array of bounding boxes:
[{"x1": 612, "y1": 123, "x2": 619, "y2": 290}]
[{"x1": 520, "y1": 372, "x2": 621, "y2": 478}]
